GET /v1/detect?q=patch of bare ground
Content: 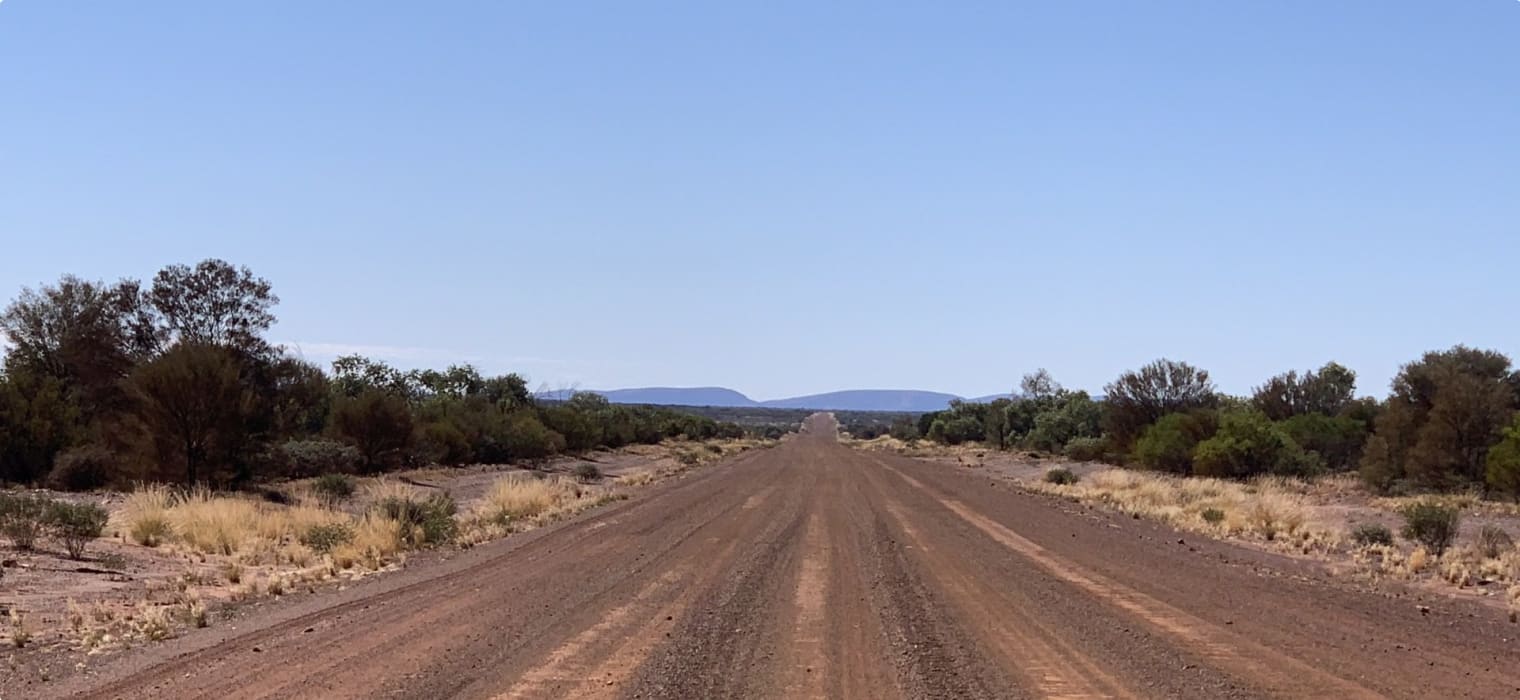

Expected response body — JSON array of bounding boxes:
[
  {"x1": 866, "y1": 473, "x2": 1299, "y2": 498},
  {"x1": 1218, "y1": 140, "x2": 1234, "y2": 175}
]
[{"x1": 0, "y1": 437, "x2": 771, "y2": 685}]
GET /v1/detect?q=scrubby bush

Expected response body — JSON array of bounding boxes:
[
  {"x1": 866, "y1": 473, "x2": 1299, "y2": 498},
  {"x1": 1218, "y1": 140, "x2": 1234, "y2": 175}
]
[
  {"x1": 375, "y1": 491, "x2": 457, "y2": 546},
  {"x1": 1044, "y1": 468, "x2": 1078, "y2": 485},
  {"x1": 1201, "y1": 508, "x2": 1226, "y2": 525},
  {"x1": 46, "y1": 500, "x2": 108, "y2": 559},
  {"x1": 1277, "y1": 413, "x2": 1368, "y2": 473},
  {"x1": 311, "y1": 473, "x2": 356, "y2": 504},
  {"x1": 1062, "y1": 436, "x2": 1106, "y2": 462},
  {"x1": 1134, "y1": 412, "x2": 1217, "y2": 474},
  {"x1": 1476, "y1": 524, "x2": 1514, "y2": 559},
  {"x1": 572, "y1": 463, "x2": 602, "y2": 482},
  {"x1": 0, "y1": 493, "x2": 50, "y2": 549},
  {"x1": 276, "y1": 439, "x2": 360, "y2": 478},
  {"x1": 1399, "y1": 501, "x2": 1461, "y2": 555},
  {"x1": 1350, "y1": 522, "x2": 1394, "y2": 547},
  {"x1": 46, "y1": 446, "x2": 116, "y2": 491},
  {"x1": 300, "y1": 522, "x2": 355, "y2": 553},
  {"x1": 1485, "y1": 414, "x2": 1520, "y2": 501},
  {"x1": 1192, "y1": 410, "x2": 1321, "y2": 479},
  {"x1": 1104, "y1": 359, "x2": 1219, "y2": 450}
]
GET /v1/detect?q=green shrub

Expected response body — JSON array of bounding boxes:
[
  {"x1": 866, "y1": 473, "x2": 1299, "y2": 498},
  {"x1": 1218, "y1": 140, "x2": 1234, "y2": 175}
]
[
  {"x1": 572, "y1": 463, "x2": 602, "y2": 482},
  {"x1": 46, "y1": 446, "x2": 116, "y2": 492},
  {"x1": 1485, "y1": 414, "x2": 1520, "y2": 501},
  {"x1": 375, "y1": 492, "x2": 457, "y2": 546},
  {"x1": 311, "y1": 473, "x2": 356, "y2": 504},
  {"x1": 277, "y1": 439, "x2": 361, "y2": 478},
  {"x1": 1476, "y1": 524, "x2": 1514, "y2": 559},
  {"x1": 1398, "y1": 501, "x2": 1461, "y2": 555},
  {"x1": 1201, "y1": 508, "x2": 1226, "y2": 525},
  {"x1": 0, "y1": 493, "x2": 51, "y2": 550},
  {"x1": 46, "y1": 501, "x2": 109, "y2": 559},
  {"x1": 1044, "y1": 468, "x2": 1078, "y2": 485},
  {"x1": 1134, "y1": 412, "x2": 1217, "y2": 474},
  {"x1": 1350, "y1": 522, "x2": 1394, "y2": 547},
  {"x1": 299, "y1": 522, "x2": 355, "y2": 553},
  {"x1": 1192, "y1": 410, "x2": 1321, "y2": 479},
  {"x1": 1062, "y1": 436, "x2": 1106, "y2": 462}
]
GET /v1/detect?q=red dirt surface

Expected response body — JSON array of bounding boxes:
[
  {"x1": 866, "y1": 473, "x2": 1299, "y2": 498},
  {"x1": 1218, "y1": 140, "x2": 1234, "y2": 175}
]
[{"x1": 28, "y1": 414, "x2": 1520, "y2": 699}]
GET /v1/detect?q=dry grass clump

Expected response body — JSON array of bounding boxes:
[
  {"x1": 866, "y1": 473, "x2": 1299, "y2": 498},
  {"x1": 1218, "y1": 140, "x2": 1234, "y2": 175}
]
[
  {"x1": 123, "y1": 484, "x2": 175, "y2": 546},
  {"x1": 478, "y1": 475, "x2": 579, "y2": 523},
  {"x1": 1028, "y1": 468, "x2": 1337, "y2": 552}
]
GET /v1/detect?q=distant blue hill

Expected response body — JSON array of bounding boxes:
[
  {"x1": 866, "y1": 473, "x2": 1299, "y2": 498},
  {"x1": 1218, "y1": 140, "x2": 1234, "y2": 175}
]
[
  {"x1": 595, "y1": 387, "x2": 757, "y2": 407},
  {"x1": 549, "y1": 387, "x2": 992, "y2": 412}
]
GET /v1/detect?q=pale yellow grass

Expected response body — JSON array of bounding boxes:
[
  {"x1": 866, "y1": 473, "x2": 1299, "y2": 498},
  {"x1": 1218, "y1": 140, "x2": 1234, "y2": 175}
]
[{"x1": 1028, "y1": 468, "x2": 1339, "y2": 553}]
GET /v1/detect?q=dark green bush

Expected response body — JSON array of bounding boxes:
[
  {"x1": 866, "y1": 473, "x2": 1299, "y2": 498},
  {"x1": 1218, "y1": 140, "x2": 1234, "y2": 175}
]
[
  {"x1": 276, "y1": 439, "x2": 360, "y2": 478},
  {"x1": 300, "y1": 522, "x2": 355, "y2": 553},
  {"x1": 572, "y1": 463, "x2": 602, "y2": 482},
  {"x1": 311, "y1": 473, "x2": 356, "y2": 503},
  {"x1": 1044, "y1": 468, "x2": 1078, "y2": 485},
  {"x1": 1350, "y1": 522, "x2": 1394, "y2": 547},
  {"x1": 46, "y1": 500, "x2": 108, "y2": 559},
  {"x1": 1192, "y1": 410, "x2": 1321, "y2": 479},
  {"x1": 1201, "y1": 508, "x2": 1226, "y2": 525},
  {"x1": 0, "y1": 493, "x2": 50, "y2": 550},
  {"x1": 1485, "y1": 414, "x2": 1520, "y2": 501},
  {"x1": 1398, "y1": 501, "x2": 1461, "y2": 555},
  {"x1": 45, "y1": 446, "x2": 116, "y2": 491},
  {"x1": 1062, "y1": 436, "x2": 1106, "y2": 462},
  {"x1": 1134, "y1": 411, "x2": 1217, "y2": 474}
]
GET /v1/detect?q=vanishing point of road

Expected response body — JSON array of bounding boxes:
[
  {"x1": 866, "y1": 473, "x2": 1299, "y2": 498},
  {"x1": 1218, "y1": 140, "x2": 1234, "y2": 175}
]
[{"x1": 55, "y1": 415, "x2": 1520, "y2": 699}]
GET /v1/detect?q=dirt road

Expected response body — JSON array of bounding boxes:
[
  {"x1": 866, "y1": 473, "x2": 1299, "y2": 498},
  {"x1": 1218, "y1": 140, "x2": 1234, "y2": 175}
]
[{"x1": 47, "y1": 415, "x2": 1520, "y2": 699}]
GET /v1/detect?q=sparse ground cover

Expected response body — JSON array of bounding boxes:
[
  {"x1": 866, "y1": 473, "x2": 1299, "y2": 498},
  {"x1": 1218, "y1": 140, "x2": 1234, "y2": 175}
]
[
  {"x1": 0, "y1": 437, "x2": 769, "y2": 663},
  {"x1": 851, "y1": 435, "x2": 1520, "y2": 620}
]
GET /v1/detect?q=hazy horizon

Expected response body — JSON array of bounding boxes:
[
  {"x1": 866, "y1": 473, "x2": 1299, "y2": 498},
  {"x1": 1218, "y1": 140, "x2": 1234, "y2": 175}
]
[{"x1": 4, "y1": 2, "x2": 1516, "y2": 400}]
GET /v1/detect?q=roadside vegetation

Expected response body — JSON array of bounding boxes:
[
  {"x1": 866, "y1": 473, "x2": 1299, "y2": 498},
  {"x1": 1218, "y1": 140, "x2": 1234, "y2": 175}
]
[
  {"x1": 0, "y1": 259, "x2": 772, "y2": 652},
  {"x1": 884, "y1": 354, "x2": 1520, "y2": 618}
]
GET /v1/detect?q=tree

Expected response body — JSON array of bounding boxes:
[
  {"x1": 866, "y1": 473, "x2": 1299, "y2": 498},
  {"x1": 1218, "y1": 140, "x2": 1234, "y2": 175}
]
[
  {"x1": 331, "y1": 355, "x2": 420, "y2": 399},
  {"x1": 1485, "y1": 414, "x2": 1520, "y2": 501},
  {"x1": 1020, "y1": 369, "x2": 1061, "y2": 401},
  {"x1": 149, "y1": 259, "x2": 277, "y2": 356},
  {"x1": 983, "y1": 398, "x2": 1013, "y2": 449},
  {"x1": 129, "y1": 343, "x2": 254, "y2": 485},
  {"x1": 331, "y1": 389, "x2": 416, "y2": 473},
  {"x1": 1192, "y1": 410, "x2": 1319, "y2": 479},
  {"x1": 0, "y1": 275, "x2": 157, "y2": 418},
  {"x1": 0, "y1": 369, "x2": 80, "y2": 483},
  {"x1": 1252, "y1": 362, "x2": 1357, "y2": 421},
  {"x1": 1277, "y1": 412, "x2": 1367, "y2": 472},
  {"x1": 1025, "y1": 391, "x2": 1104, "y2": 453},
  {"x1": 1360, "y1": 346, "x2": 1518, "y2": 492},
  {"x1": 1103, "y1": 359, "x2": 1219, "y2": 451}
]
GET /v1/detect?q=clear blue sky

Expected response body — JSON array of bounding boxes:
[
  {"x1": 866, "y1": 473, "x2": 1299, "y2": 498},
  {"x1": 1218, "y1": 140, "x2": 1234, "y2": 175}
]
[{"x1": 2, "y1": 2, "x2": 1516, "y2": 400}]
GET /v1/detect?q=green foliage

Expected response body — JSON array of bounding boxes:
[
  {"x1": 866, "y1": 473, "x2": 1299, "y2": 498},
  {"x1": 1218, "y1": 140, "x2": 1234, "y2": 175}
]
[
  {"x1": 1063, "y1": 436, "x2": 1107, "y2": 462},
  {"x1": 1191, "y1": 410, "x2": 1321, "y2": 479},
  {"x1": 1277, "y1": 413, "x2": 1368, "y2": 472},
  {"x1": 1043, "y1": 467, "x2": 1078, "y2": 485},
  {"x1": 1398, "y1": 500, "x2": 1461, "y2": 555},
  {"x1": 331, "y1": 390, "x2": 416, "y2": 473},
  {"x1": 46, "y1": 445, "x2": 116, "y2": 491},
  {"x1": 1025, "y1": 392, "x2": 1103, "y2": 453},
  {"x1": 276, "y1": 439, "x2": 360, "y2": 478},
  {"x1": 572, "y1": 462, "x2": 602, "y2": 482},
  {"x1": 0, "y1": 493, "x2": 50, "y2": 549},
  {"x1": 1350, "y1": 522, "x2": 1394, "y2": 547},
  {"x1": 311, "y1": 473, "x2": 356, "y2": 503},
  {"x1": 1201, "y1": 508, "x2": 1226, "y2": 525},
  {"x1": 299, "y1": 522, "x2": 354, "y2": 553},
  {"x1": 888, "y1": 417, "x2": 920, "y2": 442},
  {"x1": 927, "y1": 410, "x2": 984, "y2": 445},
  {"x1": 1362, "y1": 346, "x2": 1518, "y2": 493},
  {"x1": 1103, "y1": 359, "x2": 1219, "y2": 451},
  {"x1": 1134, "y1": 411, "x2": 1217, "y2": 474},
  {"x1": 375, "y1": 492, "x2": 457, "y2": 546},
  {"x1": 1251, "y1": 362, "x2": 1358, "y2": 421},
  {"x1": 46, "y1": 500, "x2": 109, "y2": 559},
  {"x1": 1485, "y1": 414, "x2": 1520, "y2": 501},
  {"x1": 129, "y1": 342, "x2": 254, "y2": 485}
]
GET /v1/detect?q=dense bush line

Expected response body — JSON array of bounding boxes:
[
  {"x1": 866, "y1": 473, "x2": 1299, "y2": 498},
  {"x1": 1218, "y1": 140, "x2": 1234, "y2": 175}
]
[
  {"x1": 919, "y1": 351, "x2": 1520, "y2": 499},
  {"x1": 0, "y1": 260, "x2": 747, "y2": 490}
]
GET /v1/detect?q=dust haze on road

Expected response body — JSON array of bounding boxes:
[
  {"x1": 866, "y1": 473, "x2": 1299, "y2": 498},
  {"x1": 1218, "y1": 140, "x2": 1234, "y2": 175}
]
[{"x1": 50, "y1": 414, "x2": 1520, "y2": 699}]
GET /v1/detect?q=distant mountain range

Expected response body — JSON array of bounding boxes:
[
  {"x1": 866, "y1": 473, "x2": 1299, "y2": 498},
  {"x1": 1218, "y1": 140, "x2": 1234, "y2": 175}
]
[{"x1": 563, "y1": 387, "x2": 1014, "y2": 412}]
